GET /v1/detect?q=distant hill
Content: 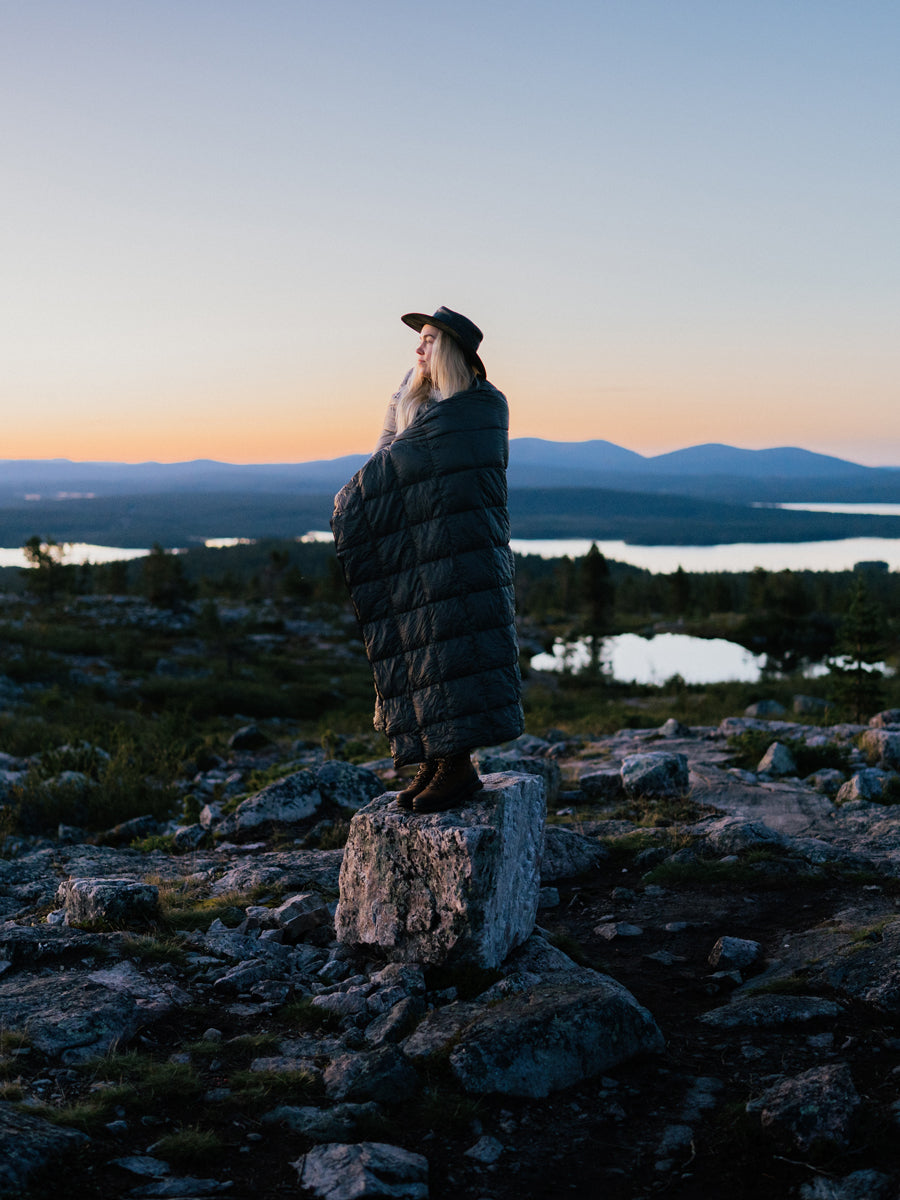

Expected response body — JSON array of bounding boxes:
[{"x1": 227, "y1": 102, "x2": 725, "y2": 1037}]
[
  {"x1": 503, "y1": 440, "x2": 900, "y2": 500},
  {"x1": 3, "y1": 440, "x2": 898, "y2": 505},
  {"x1": 625, "y1": 442, "x2": 866, "y2": 478},
  {"x1": 2, "y1": 441, "x2": 899, "y2": 550},
  {"x1": 1, "y1": 487, "x2": 899, "y2": 552},
  {"x1": 0, "y1": 456, "x2": 369, "y2": 500}
]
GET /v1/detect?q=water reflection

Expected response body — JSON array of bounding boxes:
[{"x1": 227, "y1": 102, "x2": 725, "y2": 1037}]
[
  {"x1": 531, "y1": 632, "x2": 766, "y2": 684},
  {"x1": 0, "y1": 543, "x2": 150, "y2": 569},
  {"x1": 511, "y1": 537, "x2": 900, "y2": 572},
  {"x1": 283, "y1": 531, "x2": 900, "y2": 573}
]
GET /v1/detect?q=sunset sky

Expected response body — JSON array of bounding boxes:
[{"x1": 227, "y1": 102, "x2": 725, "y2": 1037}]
[{"x1": 3, "y1": 1, "x2": 898, "y2": 467}]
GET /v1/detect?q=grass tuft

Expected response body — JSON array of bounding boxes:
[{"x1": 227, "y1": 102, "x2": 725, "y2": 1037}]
[
  {"x1": 279, "y1": 996, "x2": 344, "y2": 1034},
  {"x1": 151, "y1": 1126, "x2": 224, "y2": 1167},
  {"x1": 120, "y1": 933, "x2": 188, "y2": 966},
  {"x1": 229, "y1": 1067, "x2": 320, "y2": 1108}
]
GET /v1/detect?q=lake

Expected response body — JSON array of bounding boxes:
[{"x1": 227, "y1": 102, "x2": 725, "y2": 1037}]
[
  {"x1": 531, "y1": 632, "x2": 768, "y2": 684},
  {"x1": 508, "y1": 502, "x2": 900, "y2": 570},
  {"x1": 0, "y1": 543, "x2": 151, "y2": 569},
  {"x1": 530, "y1": 631, "x2": 897, "y2": 686},
  {"x1": 509, "y1": 536, "x2": 900, "y2": 572},
  {"x1": 303, "y1": 529, "x2": 900, "y2": 573},
  {"x1": 4, "y1": 502, "x2": 898, "y2": 574}
]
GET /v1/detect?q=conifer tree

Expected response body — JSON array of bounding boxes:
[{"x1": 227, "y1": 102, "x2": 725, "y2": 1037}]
[
  {"x1": 828, "y1": 574, "x2": 887, "y2": 722},
  {"x1": 579, "y1": 543, "x2": 615, "y2": 677}
]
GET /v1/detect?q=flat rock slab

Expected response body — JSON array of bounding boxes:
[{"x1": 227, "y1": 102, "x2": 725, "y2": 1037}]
[
  {"x1": 475, "y1": 751, "x2": 562, "y2": 803},
  {"x1": 700, "y1": 994, "x2": 843, "y2": 1029},
  {"x1": 444, "y1": 976, "x2": 664, "y2": 1097},
  {"x1": 807, "y1": 916, "x2": 900, "y2": 1013},
  {"x1": 541, "y1": 824, "x2": 608, "y2": 882},
  {"x1": 0, "y1": 961, "x2": 189, "y2": 1062},
  {"x1": 336, "y1": 773, "x2": 545, "y2": 968},
  {"x1": 262, "y1": 1101, "x2": 381, "y2": 1142},
  {"x1": 209, "y1": 849, "x2": 344, "y2": 896},
  {"x1": 294, "y1": 1141, "x2": 429, "y2": 1200},
  {"x1": 0, "y1": 1102, "x2": 88, "y2": 1197},
  {"x1": 621, "y1": 752, "x2": 690, "y2": 798},
  {"x1": 403, "y1": 936, "x2": 663, "y2": 1098},
  {"x1": 689, "y1": 765, "x2": 836, "y2": 838},
  {"x1": 751, "y1": 1063, "x2": 860, "y2": 1153},
  {"x1": 57, "y1": 877, "x2": 159, "y2": 925}
]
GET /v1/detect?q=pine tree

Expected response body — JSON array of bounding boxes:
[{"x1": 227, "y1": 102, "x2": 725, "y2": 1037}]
[
  {"x1": 828, "y1": 575, "x2": 887, "y2": 722},
  {"x1": 580, "y1": 543, "x2": 615, "y2": 634},
  {"x1": 579, "y1": 543, "x2": 615, "y2": 678}
]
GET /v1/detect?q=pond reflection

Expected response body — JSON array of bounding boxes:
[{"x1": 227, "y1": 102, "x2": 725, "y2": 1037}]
[{"x1": 530, "y1": 632, "x2": 766, "y2": 684}]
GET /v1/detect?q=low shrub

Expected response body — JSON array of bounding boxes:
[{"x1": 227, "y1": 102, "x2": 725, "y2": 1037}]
[{"x1": 727, "y1": 730, "x2": 852, "y2": 775}]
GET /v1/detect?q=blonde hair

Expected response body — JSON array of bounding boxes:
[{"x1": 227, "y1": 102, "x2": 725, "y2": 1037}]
[{"x1": 395, "y1": 331, "x2": 477, "y2": 434}]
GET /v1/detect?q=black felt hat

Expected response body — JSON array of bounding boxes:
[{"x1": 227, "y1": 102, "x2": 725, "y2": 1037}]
[{"x1": 401, "y1": 306, "x2": 486, "y2": 377}]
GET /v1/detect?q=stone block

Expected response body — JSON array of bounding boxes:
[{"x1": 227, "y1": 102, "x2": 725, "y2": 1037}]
[
  {"x1": 218, "y1": 770, "x2": 323, "y2": 836},
  {"x1": 751, "y1": 1063, "x2": 859, "y2": 1153},
  {"x1": 835, "y1": 769, "x2": 891, "y2": 805},
  {"x1": 315, "y1": 760, "x2": 382, "y2": 810},
  {"x1": 402, "y1": 935, "x2": 664, "y2": 1098},
  {"x1": 474, "y1": 751, "x2": 561, "y2": 803},
  {"x1": 757, "y1": 742, "x2": 798, "y2": 777},
  {"x1": 621, "y1": 752, "x2": 689, "y2": 799},
  {"x1": 859, "y1": 729, "x2": 900, "y2": 771},
  {"x1": 659, "y1": 718, "x2": 691, "y2": 737},
  {"x1": 229, "y1": 723, "x2": 270, "y2": 751},
  {"x1": 56, "y1": 878, "x2": 159, "y2": 926},
  {"x1": 744, "y1": 700, "x2": 787, "y2": 718},
  {"x1": 0, "y1": 1103, "x2": 89, "y2": 1196},
  {"x1": 172, "y1": 824, "x2": 206, "y2": 851},
  {"x1": 274, "y1": 892, "x2": 331, "y2": 938},
  {"x1": 578, "y1": 769, "x2": 626, "y2": 803},
  {"x1": 541, "y1": 825, "x2": 608, "y2": 882},
  {"x1": 323, "y1": 1046, "x2": 419, "y2": 1104},
  {"x1": 708, "y1": 936, "x2": 762, "y2": 970},
  {"x1": 804, "y1": 768, "x2": 845, "y2": 796},
  {"x1": 336, "y1": 773, "x2": 545, "y2": 968},
  {"x1": 869, "y1": 709, "x2": 900, "y2": 729},
  {"x1": 293, "y1": 1142, "x2": 428, "y2": 1200}
]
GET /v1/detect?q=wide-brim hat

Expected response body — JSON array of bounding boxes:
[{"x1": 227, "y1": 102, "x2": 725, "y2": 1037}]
[{"x1": 401, "y1": 306, "x2": 486, "y2": 377}]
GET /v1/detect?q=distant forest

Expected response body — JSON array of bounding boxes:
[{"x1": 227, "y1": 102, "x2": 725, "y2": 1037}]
[
  {"x1": 2, "y1": 487, "x2": 900, "y2": 547},
  {"x1": 4, "y1": 536, "x2": 898, "y2": 682}
]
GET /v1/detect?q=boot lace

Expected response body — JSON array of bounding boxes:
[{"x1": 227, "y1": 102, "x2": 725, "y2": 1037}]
[{"x1": 430, "y1": 755, "x2": 467, "y2": 783}]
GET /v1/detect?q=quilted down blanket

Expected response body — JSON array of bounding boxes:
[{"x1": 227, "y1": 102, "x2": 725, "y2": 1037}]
[{"x1": 331, "y1": 379, "x2": 524, "y2": 766}]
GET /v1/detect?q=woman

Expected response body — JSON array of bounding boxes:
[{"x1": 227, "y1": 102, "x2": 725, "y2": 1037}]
[{"x1": 330, "y1": 306, "x2": 524, "y2": 813}]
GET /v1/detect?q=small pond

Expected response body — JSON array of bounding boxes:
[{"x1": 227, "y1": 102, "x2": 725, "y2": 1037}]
[{"x1": 531, "y1": 632, "x2": 768, "y2": 685}]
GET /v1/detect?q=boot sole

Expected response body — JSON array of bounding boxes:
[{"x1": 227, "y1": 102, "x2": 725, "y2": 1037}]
[{"x1": 396, "y1": 765, "x2": 439, "y2": 810}]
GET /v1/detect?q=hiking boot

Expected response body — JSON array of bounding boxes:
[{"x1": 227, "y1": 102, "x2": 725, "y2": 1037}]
[
  {"x1": 412, "y1": 754, "x2": 483, "y2": 814},
  {"x1": 396, "y1": 761, "x2": 438, "y2": 810}
]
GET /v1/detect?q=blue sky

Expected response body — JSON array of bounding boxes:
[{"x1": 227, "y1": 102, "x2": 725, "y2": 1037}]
[{"x1": 2, "y1": 1, "x2": 898, "y2": 464}]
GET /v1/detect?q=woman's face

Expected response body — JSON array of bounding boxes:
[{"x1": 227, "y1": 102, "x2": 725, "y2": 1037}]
[{"x1": 415, "y1": 324, "x2": 439, "y2": 374}]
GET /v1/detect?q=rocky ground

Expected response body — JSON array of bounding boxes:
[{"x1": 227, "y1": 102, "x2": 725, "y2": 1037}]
[{"x1": 2, "y1": 711, "x2": 900, "y2": 1200}]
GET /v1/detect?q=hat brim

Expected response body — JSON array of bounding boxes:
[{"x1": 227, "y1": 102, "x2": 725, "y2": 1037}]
[{"x1": 401, "y1": 312, "x2": 485, "y2": 378}]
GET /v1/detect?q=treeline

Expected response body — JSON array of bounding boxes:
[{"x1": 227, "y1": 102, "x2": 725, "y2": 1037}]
[
  {"x1": 506, "y1": 488, "x2": 900, "y2": 543},
  {"x1": 9, "y1": 537, "x2": 898, "y2": 675},
  {"x1": 6, "y1": 535, "x2": 898, "y2": 717},
  {"x1": 513, "y1": 549, "x2": 899, "y2": 674},
  {"x1": 8, "y1": 537, "x2": 348, "y2": 608},
  {"x1": 3, "y1": 486, "x2": 900, "y2": 548}
]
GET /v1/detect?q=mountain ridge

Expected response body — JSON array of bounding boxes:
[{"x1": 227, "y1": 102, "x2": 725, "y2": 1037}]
[{"x1": 2, "y1": 439, "x2": 898, "y2": 502}]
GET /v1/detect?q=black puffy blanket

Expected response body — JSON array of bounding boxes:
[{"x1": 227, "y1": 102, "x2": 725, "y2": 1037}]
[{"x1": 331, "y1": 380, "x2": 524, "y2": 766}]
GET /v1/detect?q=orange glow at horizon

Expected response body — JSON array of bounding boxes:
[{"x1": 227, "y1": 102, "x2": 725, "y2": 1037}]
[{"x1": 3, "y1": 370, "x2": 898, "y2": 467}]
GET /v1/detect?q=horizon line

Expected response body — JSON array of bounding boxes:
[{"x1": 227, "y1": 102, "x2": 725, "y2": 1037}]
[{"x1": 2, "y1": 439, "x2": 899, "y2": 471}]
